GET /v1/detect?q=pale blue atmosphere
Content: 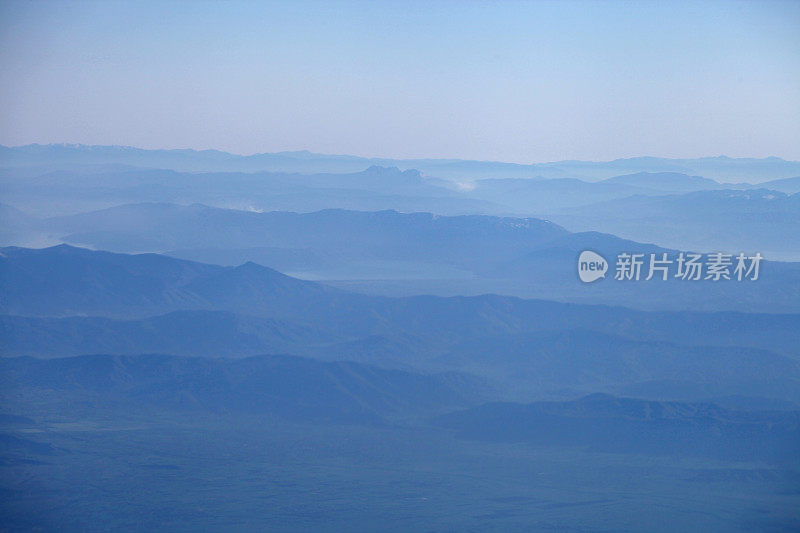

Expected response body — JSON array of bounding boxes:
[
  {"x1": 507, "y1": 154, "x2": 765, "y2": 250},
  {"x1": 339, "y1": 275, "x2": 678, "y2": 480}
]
[
  {"x1": 1, "y1": 0, "x2": 798, "y2": 162},
  {"x1": 3, "y1": 2, "x2": 800, "y2": 531}
]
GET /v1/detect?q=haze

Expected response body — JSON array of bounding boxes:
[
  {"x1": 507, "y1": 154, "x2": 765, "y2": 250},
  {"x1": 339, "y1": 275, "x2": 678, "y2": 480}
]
[{"x1": 1, "y1": 0, "x2": 799, "y2": 162}]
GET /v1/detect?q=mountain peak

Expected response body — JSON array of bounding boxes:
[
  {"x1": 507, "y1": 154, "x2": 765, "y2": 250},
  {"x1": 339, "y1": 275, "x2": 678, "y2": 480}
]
[
  {"x1": 229, "y1": 260, "x2": 288, "y2": 279},
  {"x1": 602, "y1": 171, "x2": 719, "y2": 190},
  {"x1": 361, "y1": 165, "x2": 423, "y2": 179}
]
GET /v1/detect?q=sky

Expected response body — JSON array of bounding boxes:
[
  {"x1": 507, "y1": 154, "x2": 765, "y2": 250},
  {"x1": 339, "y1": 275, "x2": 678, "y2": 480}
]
[{"x1": 0, "y1": 0, "x2": 798, "y2": 163}]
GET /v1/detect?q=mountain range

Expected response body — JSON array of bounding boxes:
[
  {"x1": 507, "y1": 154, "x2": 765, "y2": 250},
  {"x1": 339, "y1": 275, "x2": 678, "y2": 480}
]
[
  {"x1": 546, "y1": 189, "x2": 800, "y2": 259},
  {"x1": 3, "y1": 144, "x2": 800, "y2": 182},
  {"x1": 3, "y1": 349, "x2": 797, "y2": 463},
  {"x1": 3, "y1": 203, "x2": 798, "y2": 311},
  {"x1": 2, "y1": 245, "x2": 798, "y2": 407},
  {"x1": 0, "y1": 353, "x2": 483, "y2": 424},
  {"x1": 3, "y1": 151, "x2": 799, "y2": 260},
  {"x1": 435, "y1": 394, "x2": 800, "y2": 463}
]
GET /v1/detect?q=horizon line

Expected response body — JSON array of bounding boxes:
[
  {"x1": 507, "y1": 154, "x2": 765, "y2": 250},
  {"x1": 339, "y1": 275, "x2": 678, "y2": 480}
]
[{"x1": 2, "y1": 142, "x2": 798, "y2": 166}]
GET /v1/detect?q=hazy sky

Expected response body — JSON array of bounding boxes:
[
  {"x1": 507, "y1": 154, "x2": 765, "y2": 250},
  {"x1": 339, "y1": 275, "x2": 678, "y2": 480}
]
[{"x1": 1, "y1": 0, "x2": 798, "y2": 162}]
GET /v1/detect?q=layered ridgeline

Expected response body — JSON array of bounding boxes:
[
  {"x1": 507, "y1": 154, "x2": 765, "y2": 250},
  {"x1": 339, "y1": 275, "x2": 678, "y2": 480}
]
[
  {"x1": 546, "y1": 188, "x2": 800, "y2": 260},
  {"x1": 0, "y1": 353, "x2": 482, "y2": 424},
  {"x1": 3, "y1": 164, "x2": 798, "y2": 219},
  {"x1": 3, "y1": 144, "x2": 800, "y2": 181},
  {"x1": 434, "y1": 394, "x2": 800, "y2": 463},
  {"x1": 469, "y1": 177, "x2": 800, "y2": 260},
  {"x1": 2, "y1": 152, "x2": 798, "y2": 258},
  {"x1": 3, "y1": 206, "x2": 800, "y2": 311},
  {"x1": 0, "y1": 165, "x2": 494, "y2": 217},
  {"x1": 2, "y1": 242, "x2": 799, "y2": 530},
  {"x1": 2, "y1": 245, "x2": 799, "y2": 408},
  {"x1": 2, "y1": 356, "x2": 798, "y2": 465}
]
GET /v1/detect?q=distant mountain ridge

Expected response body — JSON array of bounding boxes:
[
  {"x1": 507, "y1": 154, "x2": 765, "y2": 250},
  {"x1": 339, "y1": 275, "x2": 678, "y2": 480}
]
[
  {"x1": 3, "y1": 144, "x2": 799, "y2": 182},
  {"x1": 44, "y1": 204, "x2": 568, "y2": 267},
  {"x1": 3, "y1": 244, "x2": 800, "y2": 332},
  {"x1": 2, "y1": 244, "x2": 799, "y2": 414},
  {"x1": 5, "y1": 311, "x2": 799, "y2": 406},
  {"x1": 0, "y1": 164, "x2": 498, "y2": 217},
  {"x1": 547, "y1": 189, "x2": 800, "y2": 257},
  {"x1": 4, "y1": 156, "x2": 799, "y2": 261},
  {"x1": 0, "y1": 244, "x2": 347, "y2": 319},
  {"x1": 600, "y1": 171, "x2": 721, "y2": 191},
  {"x1": 434, "y1": 394, "x2": 800, "y2": 462},
  {"x1": 0, "y1": 353, "x2": 484, "y2": 424},
  {"x1": 5, "y1": 351, "x2": 796, "y2": 464},
  {"x1": 8, "y1": 204, "x2": 799, "y2": 312}
]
